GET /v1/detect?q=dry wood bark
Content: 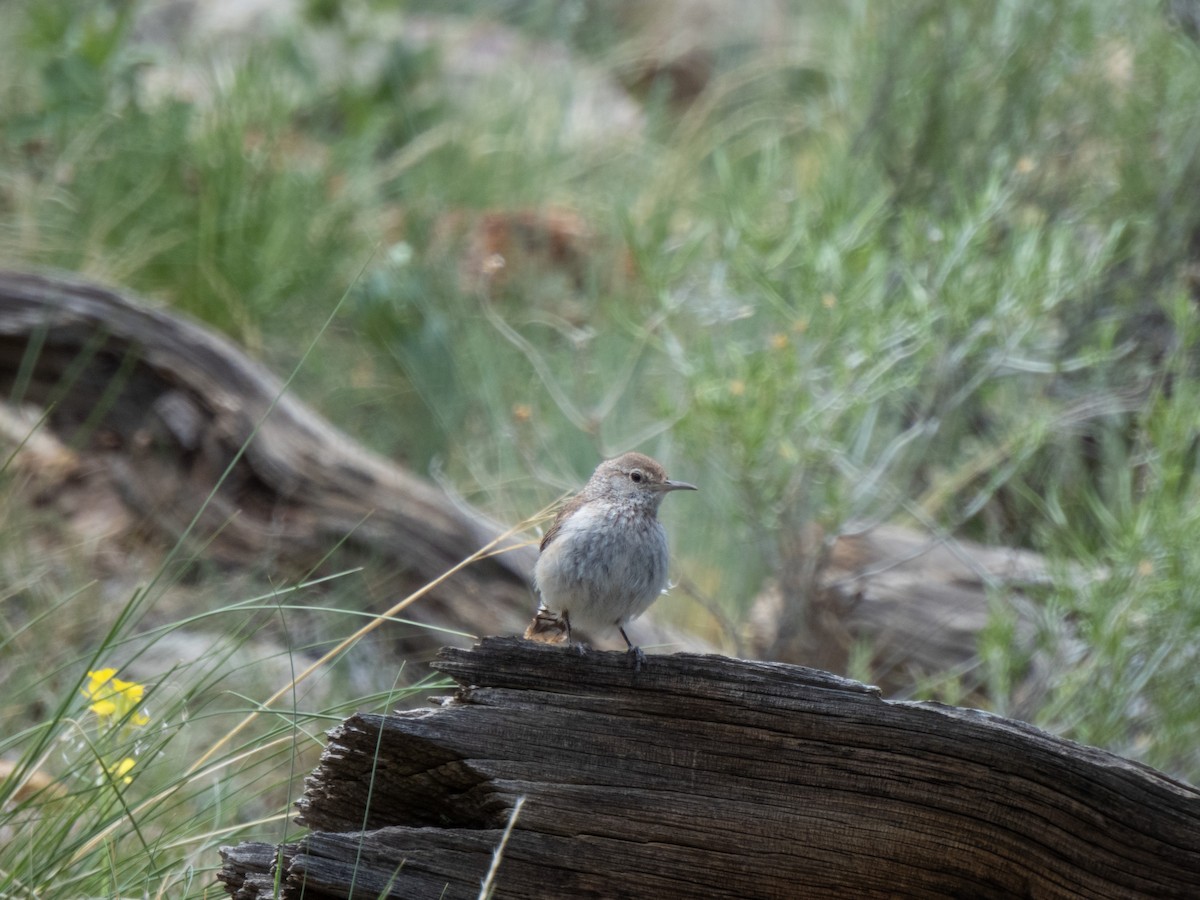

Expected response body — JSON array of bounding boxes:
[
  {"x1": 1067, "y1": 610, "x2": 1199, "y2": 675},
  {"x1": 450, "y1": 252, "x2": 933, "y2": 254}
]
[{"x1": 219, "y1": 636, "x2": 1200, "y2": 899}]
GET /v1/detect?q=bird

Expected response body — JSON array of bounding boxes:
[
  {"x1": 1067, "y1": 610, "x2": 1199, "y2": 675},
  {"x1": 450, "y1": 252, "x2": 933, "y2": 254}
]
[{"x1": 528, "y1": 451, "x2": 697, "y2": 664}]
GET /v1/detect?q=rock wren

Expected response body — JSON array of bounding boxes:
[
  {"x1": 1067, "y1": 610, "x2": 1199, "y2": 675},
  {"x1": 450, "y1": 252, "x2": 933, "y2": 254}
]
[{"x1": 529, "y1": 452, "x2": 697, "y2": 659}]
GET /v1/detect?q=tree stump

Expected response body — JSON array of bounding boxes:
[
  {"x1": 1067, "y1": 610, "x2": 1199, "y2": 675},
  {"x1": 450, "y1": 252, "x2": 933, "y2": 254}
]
[{"x1": 219, "y1": 636, "x2": 1200, "y2": 899}]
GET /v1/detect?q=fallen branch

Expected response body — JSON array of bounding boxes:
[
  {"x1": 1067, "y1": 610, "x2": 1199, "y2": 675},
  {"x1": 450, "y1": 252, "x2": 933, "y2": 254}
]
[{"x1": 0, "y1": 269, "x2": 701, "y2": 653}]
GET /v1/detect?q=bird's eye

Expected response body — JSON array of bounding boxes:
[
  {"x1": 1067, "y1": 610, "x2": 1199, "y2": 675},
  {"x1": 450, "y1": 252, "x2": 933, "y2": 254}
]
[{"x1": 630, "y1": 470, "x2": 644, "y2": 483}]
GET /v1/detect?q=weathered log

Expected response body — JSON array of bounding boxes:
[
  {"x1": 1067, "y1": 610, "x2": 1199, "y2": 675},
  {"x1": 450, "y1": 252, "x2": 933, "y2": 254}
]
[
  {"x1": 0, "y1": 269, "x2": 536, "y2": 646},
  {"x1": 219, "y1": 637, "x2": 1200, "y2": 899},
  {"x1": 748, "y1": 523, "x2": 1087, "y2": 704},
  {"x1": 0, "y1": 269, "x2": 695, "y2": 653}
]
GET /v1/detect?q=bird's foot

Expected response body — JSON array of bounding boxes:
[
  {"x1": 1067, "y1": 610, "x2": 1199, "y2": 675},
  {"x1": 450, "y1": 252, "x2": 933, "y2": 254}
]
[
  {"x1": 627, "y1": 645, "x2": 646, "y2": 673},
  {"x1": 619, "y1": 626, "x2": 645, "y2": 672}
]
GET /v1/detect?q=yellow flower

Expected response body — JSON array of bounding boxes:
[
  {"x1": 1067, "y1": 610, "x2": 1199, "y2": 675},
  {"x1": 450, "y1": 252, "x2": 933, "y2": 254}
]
[
  {"x1": 107, "y1": 757, "x2": 136, "y2": 786},
  {"x1": 83, "y1": 669, "x2": 150, "y2": 727}
]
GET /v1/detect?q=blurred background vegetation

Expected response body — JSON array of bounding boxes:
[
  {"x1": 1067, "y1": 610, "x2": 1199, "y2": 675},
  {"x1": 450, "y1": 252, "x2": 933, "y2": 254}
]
[{"x1": 3, "y1": 0, "x2": 1200, "y2": 894}]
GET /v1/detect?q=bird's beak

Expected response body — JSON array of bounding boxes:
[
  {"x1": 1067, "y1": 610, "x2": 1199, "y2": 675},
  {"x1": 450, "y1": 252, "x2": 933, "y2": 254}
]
[{"x1": 660, "y1": 479, "x2": 698, "y2": 492}]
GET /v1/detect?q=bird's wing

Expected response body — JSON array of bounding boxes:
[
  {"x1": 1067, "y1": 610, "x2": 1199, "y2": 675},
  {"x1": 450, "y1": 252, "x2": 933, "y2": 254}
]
[{"x1": 539, "y1": 494, "x2": 582, "y2": 552}]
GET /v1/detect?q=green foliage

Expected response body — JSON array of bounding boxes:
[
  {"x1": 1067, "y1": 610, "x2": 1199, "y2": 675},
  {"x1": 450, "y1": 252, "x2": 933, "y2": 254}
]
[
  {"x1": 1025, "y1": 291, "x2": 1200, "y2": 773},
  {"x1": 0, "y1": 461, "x2": 445, "y2": 896},
  {"x1": 2, "y1": 0, "x2": 365, "y2": 344}
]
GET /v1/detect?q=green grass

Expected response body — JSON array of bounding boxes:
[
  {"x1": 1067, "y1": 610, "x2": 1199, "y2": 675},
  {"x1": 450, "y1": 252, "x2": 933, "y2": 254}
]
[
  {"x1": 0, "y1": 459, "x2": 457, "y2": 895},
  {"x1": 4, "y1": 0, "x2": 1200, "y2": 893}
]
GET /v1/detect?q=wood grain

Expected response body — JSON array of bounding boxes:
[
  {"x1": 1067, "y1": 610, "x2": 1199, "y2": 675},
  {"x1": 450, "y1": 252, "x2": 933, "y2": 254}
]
[{"x1": 220, "y1": 636, "x2": 1200, "y2": 899}]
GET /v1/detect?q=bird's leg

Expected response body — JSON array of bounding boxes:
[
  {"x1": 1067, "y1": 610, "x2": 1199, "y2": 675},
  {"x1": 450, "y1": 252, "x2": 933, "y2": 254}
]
[
  {"x1": 565, "y1": 610, "x2": 587, "y2": 656},
  {"x1": 619, "y1": 626, "x2": 645, "y2": 672}
]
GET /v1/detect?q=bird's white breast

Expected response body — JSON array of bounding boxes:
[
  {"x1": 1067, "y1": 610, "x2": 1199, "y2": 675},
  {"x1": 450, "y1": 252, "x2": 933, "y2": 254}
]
[{"x1": 533, "y1": 501, "x2": 670, "y2": 633}]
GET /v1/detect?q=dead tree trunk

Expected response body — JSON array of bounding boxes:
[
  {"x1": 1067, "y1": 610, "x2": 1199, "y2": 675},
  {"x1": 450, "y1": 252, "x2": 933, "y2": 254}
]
[
  {"x1": 219, "y1": 637, "x2": 1200, "y2": 899},
  {"x1": 0, "y1": 269, "x2": 536, "y2": 647},
  {"x1": 0, "y1": 269, "x2": 701, "y2": 654}
]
